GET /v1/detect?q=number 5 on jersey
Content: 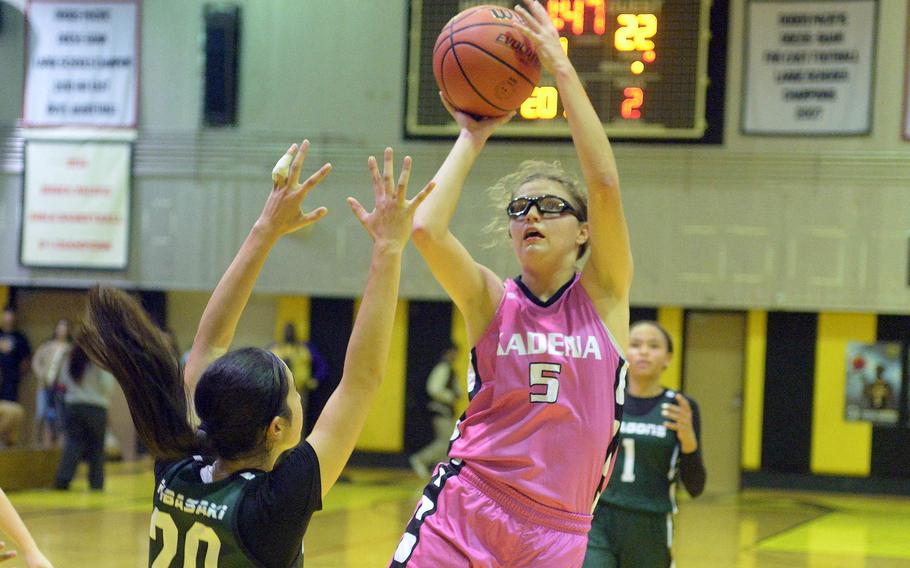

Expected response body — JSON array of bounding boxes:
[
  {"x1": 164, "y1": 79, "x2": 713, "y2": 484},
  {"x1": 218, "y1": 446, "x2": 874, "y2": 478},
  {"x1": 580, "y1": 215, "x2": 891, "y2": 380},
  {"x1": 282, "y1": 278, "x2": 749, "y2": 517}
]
[{"x1": 529, "y1": 362, "x2": 561, "y2": 403}]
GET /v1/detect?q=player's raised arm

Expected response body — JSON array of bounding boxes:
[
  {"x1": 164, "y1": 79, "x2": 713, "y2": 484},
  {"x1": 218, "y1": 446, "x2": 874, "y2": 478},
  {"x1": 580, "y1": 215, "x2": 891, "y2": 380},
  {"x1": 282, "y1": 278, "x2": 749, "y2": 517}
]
[
  {"x1": 183, "y1": 141, "x2": 332, "y2": 402},
  {"x1": 308, "y1": 149, "x2": 434, "y2": 496},
  {"x1": 80, "y1": 141, "x2": 332, "y2": 460},
  {"x1": 410, "y1": 100, "x2": 513, "y2": 343},
  {"x1": 515, "y1": 0, "x2": 632, "y2": 323}
]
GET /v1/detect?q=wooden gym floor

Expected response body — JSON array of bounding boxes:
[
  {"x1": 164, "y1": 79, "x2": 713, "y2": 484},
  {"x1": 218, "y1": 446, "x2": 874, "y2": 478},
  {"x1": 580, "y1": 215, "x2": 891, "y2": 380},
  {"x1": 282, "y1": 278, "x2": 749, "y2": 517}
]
[{"x1": 3, "y1": 461, "x2": 909, "y2": 567}]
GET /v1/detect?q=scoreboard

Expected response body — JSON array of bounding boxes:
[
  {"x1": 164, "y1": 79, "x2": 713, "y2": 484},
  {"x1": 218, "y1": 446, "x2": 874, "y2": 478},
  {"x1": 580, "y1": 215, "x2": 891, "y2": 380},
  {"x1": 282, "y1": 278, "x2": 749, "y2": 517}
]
[{"x1": 405, "y1": 0, "x2": 714, "y2": 139}]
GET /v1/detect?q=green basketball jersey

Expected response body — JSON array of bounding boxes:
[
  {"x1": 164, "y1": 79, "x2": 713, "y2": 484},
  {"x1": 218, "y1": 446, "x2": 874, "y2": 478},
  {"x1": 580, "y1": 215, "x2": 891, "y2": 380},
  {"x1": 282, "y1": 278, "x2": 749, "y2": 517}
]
[
  {"x1": 600, "y1": 390, "x2": 682, "y2": 514},
  {"x1": 150, "y1": 457, "x2": 301, "y2": 568}
]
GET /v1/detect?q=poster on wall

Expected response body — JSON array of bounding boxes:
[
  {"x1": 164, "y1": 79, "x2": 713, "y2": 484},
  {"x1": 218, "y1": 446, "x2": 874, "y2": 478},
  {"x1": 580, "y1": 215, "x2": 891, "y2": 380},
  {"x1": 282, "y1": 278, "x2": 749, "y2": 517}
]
[
  {"x1": 743, "y1": 0, "x2": 877, "y2": 135},
  {"x1": 20, "y1": 141, "x2": 131, "y2": 269},
  {"x1": 844, "y1": 341, "x2": 902, "y2": 426},
  {"x1": 22, "y1": 0, "x2": 140, "y2": 128}
]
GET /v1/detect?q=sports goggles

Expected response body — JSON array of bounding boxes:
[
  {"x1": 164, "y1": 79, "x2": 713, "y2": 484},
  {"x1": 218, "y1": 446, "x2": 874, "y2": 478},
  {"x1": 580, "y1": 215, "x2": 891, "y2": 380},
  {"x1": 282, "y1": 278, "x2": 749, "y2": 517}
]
[{"x1": 505, "y1": 195, "x2": 581, "y2": 219}]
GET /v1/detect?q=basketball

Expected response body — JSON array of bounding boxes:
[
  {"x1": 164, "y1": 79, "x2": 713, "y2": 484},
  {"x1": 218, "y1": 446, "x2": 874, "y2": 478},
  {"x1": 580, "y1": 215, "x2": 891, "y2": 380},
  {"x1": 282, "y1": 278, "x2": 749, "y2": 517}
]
[{"x1": 432, "y1": 5, "x2": 541, "y2": 118}]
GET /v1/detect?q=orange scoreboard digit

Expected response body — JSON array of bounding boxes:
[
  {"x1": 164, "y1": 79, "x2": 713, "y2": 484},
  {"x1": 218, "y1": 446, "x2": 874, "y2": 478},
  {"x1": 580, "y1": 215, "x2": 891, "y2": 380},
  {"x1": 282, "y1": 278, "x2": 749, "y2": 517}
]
[{"x1": 406, "y1": 0, "x2": 714, "y2": 139}]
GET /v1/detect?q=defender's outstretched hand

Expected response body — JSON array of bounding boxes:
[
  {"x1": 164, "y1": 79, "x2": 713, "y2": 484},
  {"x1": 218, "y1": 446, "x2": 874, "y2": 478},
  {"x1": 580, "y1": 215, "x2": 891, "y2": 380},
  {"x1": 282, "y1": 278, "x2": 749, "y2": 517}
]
[
  {"x1": 347, "y1": 147, "x2": 435, "y2": 251},
  {"x1": 0, "y1": 542, "x2": 14, "y2": 564},
  {"x1": 0, "y1": 540, "x2": 53, "y2": 567},
  {"x1": 257, "y1": 140, "x2": 333, "y2": 239},
  {"x1": 183, "y1": 139, "x2": 332, "y2": 396}
]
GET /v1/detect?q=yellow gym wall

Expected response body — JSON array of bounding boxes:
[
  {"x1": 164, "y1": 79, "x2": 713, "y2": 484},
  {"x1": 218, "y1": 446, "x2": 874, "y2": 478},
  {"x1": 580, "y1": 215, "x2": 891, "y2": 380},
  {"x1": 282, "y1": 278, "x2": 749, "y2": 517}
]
[
  {"x1": 355, "y1": 298, "x2": 409, "y2": 452},
  {"x1": 657, "y1": 307, "x2": 683, "y2": 391},
  {"x1": 811, "y1": 312, "x2": 875, "y2": 476},
  {"x1": 741, "y1": 310, "x2": 767, "y2": 471}
]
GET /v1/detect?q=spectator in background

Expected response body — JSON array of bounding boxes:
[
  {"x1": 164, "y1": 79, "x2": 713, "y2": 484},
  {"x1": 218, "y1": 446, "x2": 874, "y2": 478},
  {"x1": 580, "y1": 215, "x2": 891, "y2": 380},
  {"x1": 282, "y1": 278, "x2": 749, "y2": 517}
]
[
  {"x1": 409, "y1": 343, "x2": 459, "y2": 479},
  {"x1": 0, "y1": 308, "x2": 31, "y2": 404},
  {"x1": 54, "y1": 344, "x2": 114, "y2": 491},
  {"x1": 0, "y1": 308, "x2": 31, "y2": 447},
  {"x1": 30, "y1": 319, "x2": 72, "y2": 447}
]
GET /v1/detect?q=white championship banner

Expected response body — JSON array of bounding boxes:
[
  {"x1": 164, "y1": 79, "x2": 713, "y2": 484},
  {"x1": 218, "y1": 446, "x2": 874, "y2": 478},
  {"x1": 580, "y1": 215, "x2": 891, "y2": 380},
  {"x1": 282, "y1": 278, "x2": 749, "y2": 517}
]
[
  {"x1": 21, "y1": 141, "x2": 131, "y2": 269},
  {"x1": 743, "y1": 0, "x2": 876, "y2": 135},
  {"x1": 23, "y1": 0, "x2": 139, "y2": 128}
]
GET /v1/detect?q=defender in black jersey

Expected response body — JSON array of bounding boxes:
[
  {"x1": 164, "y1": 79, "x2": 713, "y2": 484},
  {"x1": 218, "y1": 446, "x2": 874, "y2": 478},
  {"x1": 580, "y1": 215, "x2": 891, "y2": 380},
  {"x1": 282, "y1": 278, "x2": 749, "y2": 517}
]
[
  {"x1": 150, "y1": 445, "x2": 321, "y2": 567},
  {"x1": 79, "y1": 144, "x2": 434, "y2": 567},
  {"x1": 583, "y1": 321, "x2": 706, "y2": 568}
]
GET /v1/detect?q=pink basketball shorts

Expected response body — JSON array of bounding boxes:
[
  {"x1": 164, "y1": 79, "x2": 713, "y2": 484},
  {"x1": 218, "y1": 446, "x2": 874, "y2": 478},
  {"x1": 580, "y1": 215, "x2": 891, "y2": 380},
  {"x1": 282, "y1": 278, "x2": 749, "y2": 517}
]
[{"x1": 390, "y1": 461, "x2": 592, "y2": 567}]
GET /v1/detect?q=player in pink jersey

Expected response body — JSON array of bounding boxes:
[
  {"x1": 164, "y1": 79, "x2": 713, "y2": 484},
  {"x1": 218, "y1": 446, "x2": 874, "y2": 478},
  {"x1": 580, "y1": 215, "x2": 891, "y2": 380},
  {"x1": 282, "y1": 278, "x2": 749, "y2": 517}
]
[{"x1": 391, "y1": 2, "x2": 632, "y2": 566}]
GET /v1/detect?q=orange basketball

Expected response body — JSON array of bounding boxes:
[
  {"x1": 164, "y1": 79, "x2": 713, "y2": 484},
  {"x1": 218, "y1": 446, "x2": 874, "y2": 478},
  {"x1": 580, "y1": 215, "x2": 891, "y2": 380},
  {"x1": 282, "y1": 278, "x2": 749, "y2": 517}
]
[{"x1": 432, "y1": 6, "x2": 541, "y2": 118}]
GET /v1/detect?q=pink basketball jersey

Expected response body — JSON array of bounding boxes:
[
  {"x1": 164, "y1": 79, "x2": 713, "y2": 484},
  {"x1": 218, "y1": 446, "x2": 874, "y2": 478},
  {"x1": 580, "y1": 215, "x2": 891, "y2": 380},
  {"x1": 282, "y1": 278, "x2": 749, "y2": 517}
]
[{"x1": 449, "y1": 275, "x2": 627, "y2": 514}]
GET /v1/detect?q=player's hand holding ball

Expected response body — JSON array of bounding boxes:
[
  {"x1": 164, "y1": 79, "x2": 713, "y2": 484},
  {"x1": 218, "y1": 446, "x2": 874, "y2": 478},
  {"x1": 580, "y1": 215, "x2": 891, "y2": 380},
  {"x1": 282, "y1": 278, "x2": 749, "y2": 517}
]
[
  {"x1": 513, "y1": 0, "x2": 572, "y2": 76},
  {"x1": 439, "y1": 93, "x2": 515, "y2": 147}
]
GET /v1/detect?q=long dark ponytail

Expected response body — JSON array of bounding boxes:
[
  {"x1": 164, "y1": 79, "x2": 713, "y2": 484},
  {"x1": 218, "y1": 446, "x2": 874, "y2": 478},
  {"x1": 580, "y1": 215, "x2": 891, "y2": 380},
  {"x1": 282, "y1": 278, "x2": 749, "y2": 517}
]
[{"x1": 79, "y1": 286, "x2": 198, "y2": 461}]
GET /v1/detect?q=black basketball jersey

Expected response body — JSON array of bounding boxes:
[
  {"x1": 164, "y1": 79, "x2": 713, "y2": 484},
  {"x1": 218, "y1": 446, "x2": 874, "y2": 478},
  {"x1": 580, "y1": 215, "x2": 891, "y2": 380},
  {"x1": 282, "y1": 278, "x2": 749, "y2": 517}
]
[{"x1": 150, "y1": 457, "x2": 303, "y2": 568}]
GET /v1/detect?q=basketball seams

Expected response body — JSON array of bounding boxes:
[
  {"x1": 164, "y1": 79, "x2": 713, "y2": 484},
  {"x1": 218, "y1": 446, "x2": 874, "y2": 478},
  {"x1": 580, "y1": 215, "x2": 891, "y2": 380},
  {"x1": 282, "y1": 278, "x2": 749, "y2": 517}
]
[
  {"x1": 438, "y1": 47, "x2": 455, "y2": 110},
  {"x1": 447, "y1": 8, "x2": 457, "y2": 57},
  {"x1": 452, "y1": 41, "x2": 537, "y2": 87},
  {"x1": 450, "y1": 5, "x2": 487, "y2": 27},
  {"x1": 435, "y1": 22, "x2": 518, "y2": 55},
  {"x1": 449, "y1": 22, "x2": 524, "y2": 35},
  {"x1": 443, "y1": 5, "x2": 491, "y2": 54},
  {"x1": 433, "y1": 29, "x2": 447, "y2": 55},
  {"x1": 441, "y1": 10, "x2": 459, "y2": 105},
  {"x1": 447, "y1": 43, "x2": 510, "y2": 114}
]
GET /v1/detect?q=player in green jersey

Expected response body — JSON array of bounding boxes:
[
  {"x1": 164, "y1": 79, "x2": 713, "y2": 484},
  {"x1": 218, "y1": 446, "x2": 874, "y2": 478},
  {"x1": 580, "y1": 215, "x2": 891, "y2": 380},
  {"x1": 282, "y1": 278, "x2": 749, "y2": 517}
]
[
  {"x1": 583, "y1": 320, "x2": 706, "y2": 568},
  {"x1": 79, "y1": 142, "x2": 434, "y2": 567}
]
